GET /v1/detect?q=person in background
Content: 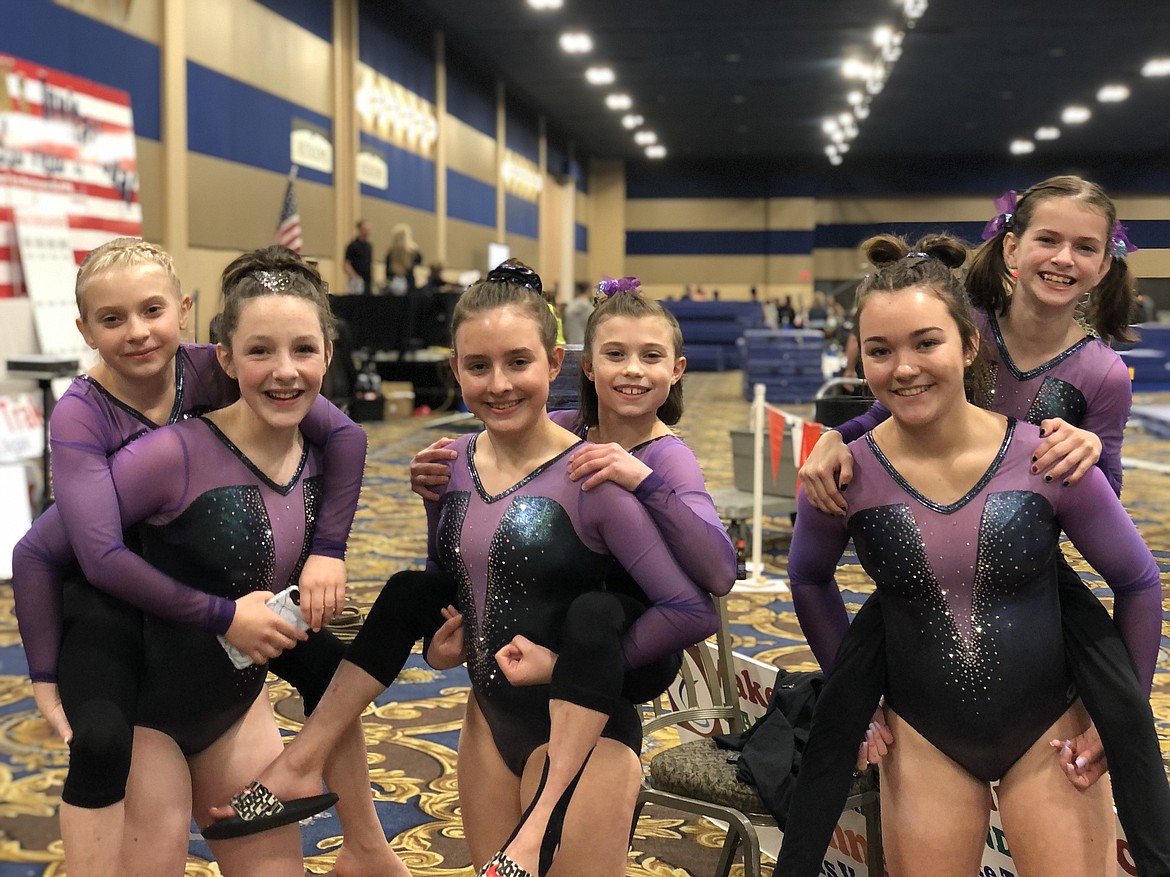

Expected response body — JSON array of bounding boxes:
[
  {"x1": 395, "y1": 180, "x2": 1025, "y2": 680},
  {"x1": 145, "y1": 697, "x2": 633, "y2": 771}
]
[
  {"x1": 384, "y1": 223, "x2": 421, "y2": 296},
  {"x1": 561, "y1": 283, "x2": 593, "y2": 346},
  {"x1": 343, "y1": 219, "x2": 373, "y2": 294}
]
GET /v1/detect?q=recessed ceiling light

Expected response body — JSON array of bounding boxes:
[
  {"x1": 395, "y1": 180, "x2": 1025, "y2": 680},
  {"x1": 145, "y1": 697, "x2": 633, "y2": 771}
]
[
  {"x1": 559, "y1": 32, "x2": 592, "y2": 54},
  {"x1": 585, "y1": 66, "x2": 615, "y2": 86},
  {"x1": 847, "y1": 91, "x2": 863, "y2": 106},
  {"x1": 645, "y1": 145, "x2": 666, "y2": 159},
  {"x1": 725, "y1": 53, "x2": 742, "y2": 63},
  {"x1": 1061, "y1": 105, "x2": 1091, "y2": 124},
  {"x1": 732, "y1": 95, "x2": 746, "y2": 104},
  {"x1": 824, "y1": 145, "x2": 838, "y2": 158},
  {"x1": 605, "y1": 93, "x2": 632, "y2": 111},
  {"x1": 526, "y1": 0, "x2": 562, "y2": 8},
  {"x1": 1010, "y1": 139, "x2": 1035, "y2": 155},
  {"x1": 872, "y1": 25, "x2": 894, "y2": 47},
  {"x1": 1142, "y1": 57, "x2": 1170, "y2": 77},
  {"x1": 841, "y1": 58, "x2": 870, "y2": 79},
  {"x1": 634, "y1": 131, "x2": 657, "y2": 145},
  {"x1": 822, "y1": 117, "x2": 840, "y2": 134},
  {"x1": 621, "y1": 114, "x2": 644, "y2": 130},
  {"x1": 1035, "y1": 126, "x2": 1061, "y2": 140},
  {"x1": 1096, "y1": 84, "x2": 1130, "y2": 103},
  {"x1": 829, "y1": 153, "x2": 843, "y2": 166},
  {"x1": 854, "y1": 105, "x2": 870, "y2": 120}
]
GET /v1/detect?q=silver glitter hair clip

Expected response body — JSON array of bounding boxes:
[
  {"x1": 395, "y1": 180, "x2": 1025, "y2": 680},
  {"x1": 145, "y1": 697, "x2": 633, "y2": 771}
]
[{"x1": 253, "y1": 270, "x2": 294, "y2": 292}]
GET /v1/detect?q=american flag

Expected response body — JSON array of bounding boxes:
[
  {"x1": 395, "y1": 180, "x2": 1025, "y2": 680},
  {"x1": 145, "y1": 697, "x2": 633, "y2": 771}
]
[{"x1": 273, "y1": 169, "x2": 302, "y2": 253}]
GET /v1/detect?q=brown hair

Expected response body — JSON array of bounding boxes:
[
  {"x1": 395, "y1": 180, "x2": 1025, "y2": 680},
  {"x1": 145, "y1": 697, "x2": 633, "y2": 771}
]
[
  {"x1": 966, "y1": 175, "x2": 1136, "y2": 343},
  {"x1": 75, "y1": 237, "x2": 180, "y2": 318},
  {"x1": 578, "y1": 290, "x2": 685, "y2": 426},
  {"x1": 217, "y1": 246, "x2": 335, "y2": 346},
  {"x1": 450, "y1": 260, "x2": 558, "y2": 356}
]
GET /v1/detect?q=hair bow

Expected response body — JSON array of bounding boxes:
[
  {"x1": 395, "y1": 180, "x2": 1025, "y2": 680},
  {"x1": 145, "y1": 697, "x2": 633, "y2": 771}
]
[
  {"x1": 596, "y1": 276, "x2": 642, "y2": 297},
  {"x1": 1110, "y1": 222, "x2": 1138, "y2": 260},
  {"x1": 981, "y1": 190, "x2": 1019, "y2": 241}
]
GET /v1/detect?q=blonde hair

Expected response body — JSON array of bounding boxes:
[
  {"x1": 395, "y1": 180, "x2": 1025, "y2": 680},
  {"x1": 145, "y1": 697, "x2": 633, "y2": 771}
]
[
  {"x1": 387, "y1": 223, "x2": 419, "y2": 277},
  {"x1": 75, "y1": 237, "x2": 180, "y2": 318}
]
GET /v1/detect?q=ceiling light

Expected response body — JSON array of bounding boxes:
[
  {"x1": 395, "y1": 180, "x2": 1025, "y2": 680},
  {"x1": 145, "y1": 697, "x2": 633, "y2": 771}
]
[
  {"x1": 1010, "y1": 139, "x2": 1035, "y2": 155},
  {"x1": 634, "y1": 130, "x2": 657, "y2": 145},
  {"x1": 822, "y1": 117, "x2": 840, "y2": 134},
  {"x1": 841, "y1": 58, "x2": 870, "y2": 79},
  {"x1": 645, "y1": 145, "x2": 666, "y2": 159},
  {"x1": 621, "y1": 114, "x2": 644, "y2": 130},
  {"x1": 847, "y1": 90, "x2": 863, "y2": 106},
  {"x1": 1061, "y1": 105, "x2": 1091, "y2": 124},
  {"x1": 526, "y1": 0, "x2": 562, "y2": 8},
  {"x1": 605, "y1": 93, "x2": 632, "y2": 110},
  {"x1": 585, "y1": 66, "x2": 615, "y2": 85},
  {"x1": 824, "y1": 145, "x2": 838, "y2": 158},
  {"x1": 559, "y1": 32, "x2": 592, "y2": 53},
  {"x1": 1035, "y1": 126, "x2": 1061, "y2": 140},
  {"x1": 903, "y1": 0, "x2": 928, "y2": 20},
  {"x1": 829, "y1": 153, "x2": 843, "y2": 166},
  {"x1": 838, "y1": 112, "x2": 854, "y2": 126},
  {"x1": 838, "y1": 142, "x2": 850, "y2": 154},
  {"x1": 854, "y1": 105, "x2": 870, "y2": 120},
  {"x1": 872, "y1": 25, "x2": 894, "y2": 46},
  {"x1": 1096, "y1": 84, "x2": 1130, "y2": 103},
  {"x1": 1142, "y1": 58, "x2": 1170, "y2": 77}
]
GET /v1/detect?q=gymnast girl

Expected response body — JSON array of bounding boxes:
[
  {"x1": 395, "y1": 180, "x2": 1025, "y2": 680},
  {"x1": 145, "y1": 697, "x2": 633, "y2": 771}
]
[{"x1": 786, "y1": 232, "x2": 1162, "y2": 875}]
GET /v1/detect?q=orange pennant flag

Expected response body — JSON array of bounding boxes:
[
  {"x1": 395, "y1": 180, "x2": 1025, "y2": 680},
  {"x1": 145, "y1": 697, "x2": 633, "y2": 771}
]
[
  {"x1": 795, "y1": 421, "x2": 823, "y2": 494},
  {"x1": 768, "y1": 409, "x2": 785, "y2": 480}
]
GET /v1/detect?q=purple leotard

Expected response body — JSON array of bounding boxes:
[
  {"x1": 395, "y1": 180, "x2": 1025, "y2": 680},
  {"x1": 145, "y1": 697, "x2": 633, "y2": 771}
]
[
  {"x1": 111, "y1": 418, "x2": 323, "y2": 753},
  {"x1": 788, "y1": 419, "x2": 1160, "y2": 781},
  {"x1": 428, "y1": 430, "x2": 717, "y2": 774},
  {"x1": 834, "y1": 309, "x2": 1131, "y2": 495},
  {"x1": 13, "y1": 343, "x2": 365, "y2": 682},
  {"x1": 548, "y1": 409, "x2": 735, "y2": 596}
]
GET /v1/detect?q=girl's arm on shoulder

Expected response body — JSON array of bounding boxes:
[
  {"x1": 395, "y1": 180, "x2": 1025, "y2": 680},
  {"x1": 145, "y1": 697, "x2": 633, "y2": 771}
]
[
  {"x1": 632, "y1": 439, "x2": 735, "y2": 595},
  {"x1": 579, "y1": 483, "x2": 717, "y2": 670},
  {"x1": 11, "y1": 512, "x2": 71, "y2": 683},
  {"x1": 1056, "y1": 466, "x2": 1160, "y2": 693},
  {"x1": 298, "y1": 395, "x2": 368, "y2": 558},
  {"x1": 787, "y1": 490, "x2": 853, "y2": 672}
]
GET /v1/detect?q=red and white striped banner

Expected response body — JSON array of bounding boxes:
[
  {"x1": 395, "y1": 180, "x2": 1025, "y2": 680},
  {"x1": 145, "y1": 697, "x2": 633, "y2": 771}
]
[{"x1": 0, "y1": 55, "x2": 142, "y2": 298}]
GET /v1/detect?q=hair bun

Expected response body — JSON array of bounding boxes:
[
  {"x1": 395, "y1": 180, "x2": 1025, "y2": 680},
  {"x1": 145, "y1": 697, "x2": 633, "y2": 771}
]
[
  {"x1": 862, "y1": 234, "x2": 910, "y2": 268},
  {"x1": 915, "y1": 234, "x2": 968, "y2": 271}
]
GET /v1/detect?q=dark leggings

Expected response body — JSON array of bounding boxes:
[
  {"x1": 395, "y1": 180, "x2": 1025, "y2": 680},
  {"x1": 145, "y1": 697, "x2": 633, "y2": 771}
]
[
  {"x1": 56, "y1": 578, "x2": 346, "y2": 808},
  {"x1": 775, "y1": 557, "x2": 1170, "y2": 876},
  {"x1": 346, "y1": 569, "x2": 680, "y2": 717}
]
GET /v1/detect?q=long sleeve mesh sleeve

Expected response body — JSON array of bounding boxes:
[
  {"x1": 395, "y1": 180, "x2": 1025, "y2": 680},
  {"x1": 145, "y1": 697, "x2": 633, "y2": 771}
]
[{"x1": 787, "y1": 490, "x2": 853, "y2": 673}]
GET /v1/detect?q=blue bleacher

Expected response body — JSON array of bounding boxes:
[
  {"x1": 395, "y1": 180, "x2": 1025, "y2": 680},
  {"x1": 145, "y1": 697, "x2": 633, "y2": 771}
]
[{"x1": 663, "y1": 300, "x2": 767, "y2": 372}]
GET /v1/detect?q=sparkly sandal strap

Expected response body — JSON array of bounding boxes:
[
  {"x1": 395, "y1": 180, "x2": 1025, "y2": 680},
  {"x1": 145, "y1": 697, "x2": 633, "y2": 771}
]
[{"x1": 230, "y1": 781, "x2": 286, "y2": 822}]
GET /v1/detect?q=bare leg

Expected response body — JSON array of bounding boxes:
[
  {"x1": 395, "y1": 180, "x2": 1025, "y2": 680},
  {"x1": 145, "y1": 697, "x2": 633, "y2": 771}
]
[
  {"x1": 325, "y1": 717, "x2": 411, "y2": 877},
  {"x1": 490, "y1": 698, "x2": 608, "y2": 875},
  {"x1": 459, "y1": 694, "x2": 525, "y2": 870},
  {"x1": 997, "y1": 700, "x2": 1114, "y2": 877},
  {"x1": 191, "y1": 692, "x2": 305, "y2": 877},
  {"x1": 59, "y1": 801, "x2": 126, "y2": 877},
  {"x1": 879, "y1": 709, "x2": 991, "y2": 877},
  {"x1": 122, "y1": 727, "x2": 194, "y2": 877}
]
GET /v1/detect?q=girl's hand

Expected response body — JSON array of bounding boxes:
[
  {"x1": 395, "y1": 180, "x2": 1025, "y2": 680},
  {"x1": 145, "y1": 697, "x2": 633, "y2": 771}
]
[
  {"x1": 1032, "y1": 419, "x2": 1101, "y2": 487},
  {"x1": 567, "y1": 442, "x2": 653, "y2": 492},
  {"x1": 32, "y1": 682, "x2": 72, "y2": 743},
  {"x1": 799, "y1": 431, "x2": 852, "y2": 516},
  {"x1": 855, "y1": 707, "x2": 894, "y2": 770},
  {"x1": 426, "y1": 605, "x2": 465, "y2": 669},
  {"x1": 411, "y1": 437, "x2": 457, "y2": 501},
  {"x1": 1050, "y1": 725, "x2": 1108, "y2": 789},
  {"x1": 495, "y1": 636, "x2": 558, "y2": 686},
  {"x1": 225, "y1": 590, "x2": 307, "y2": 665},
  {"x1": 297, "y1": 554, "x2": 345, "y2": 630}
]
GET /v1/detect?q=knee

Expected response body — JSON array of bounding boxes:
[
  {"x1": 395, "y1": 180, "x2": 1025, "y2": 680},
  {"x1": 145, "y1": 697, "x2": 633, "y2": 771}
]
[{"x1": 62, "y1": 700, "x2": 133, "y2": 808}]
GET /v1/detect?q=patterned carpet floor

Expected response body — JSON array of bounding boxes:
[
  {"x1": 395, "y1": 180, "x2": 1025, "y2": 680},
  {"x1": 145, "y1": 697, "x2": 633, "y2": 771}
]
[{"x1": 1, "y1": 369, "x2": 1168, "y2": 875}]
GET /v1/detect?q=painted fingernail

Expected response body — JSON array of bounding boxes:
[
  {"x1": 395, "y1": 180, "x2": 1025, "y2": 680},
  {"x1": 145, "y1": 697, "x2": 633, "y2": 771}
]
[
  {"x1": 840, "y1": 483, "x2": 848, "y2": 491},
  {"x1": 1044, "y1": 475, "x2": 1053, "y2": 482},
  {"x1": 1062, "y1": 480, "x2": 1070, "y2": 487},
  {"x1": 1039, "y1": 428, "x2": 1047, "y2": 436},
  {"x1": 1030, "y1": 465, "x2": 1039, "y2": 474},
  {"x1": 1031, "y1": 456, "x2": 1038, "y2": 463}
]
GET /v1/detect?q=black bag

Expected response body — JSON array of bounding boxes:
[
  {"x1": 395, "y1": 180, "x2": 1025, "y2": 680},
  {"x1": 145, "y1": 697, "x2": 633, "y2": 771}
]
[{"x1": 714, "y1": 668, "x2": 824, "y2": 829}]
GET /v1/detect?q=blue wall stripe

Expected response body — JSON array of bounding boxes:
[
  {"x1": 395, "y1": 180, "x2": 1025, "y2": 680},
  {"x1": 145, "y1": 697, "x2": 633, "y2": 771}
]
[
  {"x1": 813, "y1": 221, "x2": 987, "y2": 250},
  {"x1": 359, "y1": 1, "x2": 436, "y2": 101},
  {"x1": 626, "y1": 230, "x2": 815, "y2": 256},
  {"x1": 575, "y1": 222, "x2": 588, "y2": 253},
  {"x1": 0, "y1": 2, "x2": 161, "y2": 140},
  {"x1": 447, "y1": 67, "x2": 496, "y2": 138},
  {"x1": 255, "y1": 0, "x2": 332, "y2": 41},
  {"x1": 447, "y1": 169, "x2": 496, "y2": 228},
  {"x1": 187, "y1": 62, "x2": 332, "y2": 184},
  {"x1": 505, "y1": 194, "x2": 538, "y2": 238},
  {"x1": 359, "y1": 133, "x2": 435, "y2": 212},
  {"x1": 506, "y1": 110, "x2": 540, "y2": 164},
  {"x1": 1123, "y1": 220, "x2": 1170, "y2": 250}
]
